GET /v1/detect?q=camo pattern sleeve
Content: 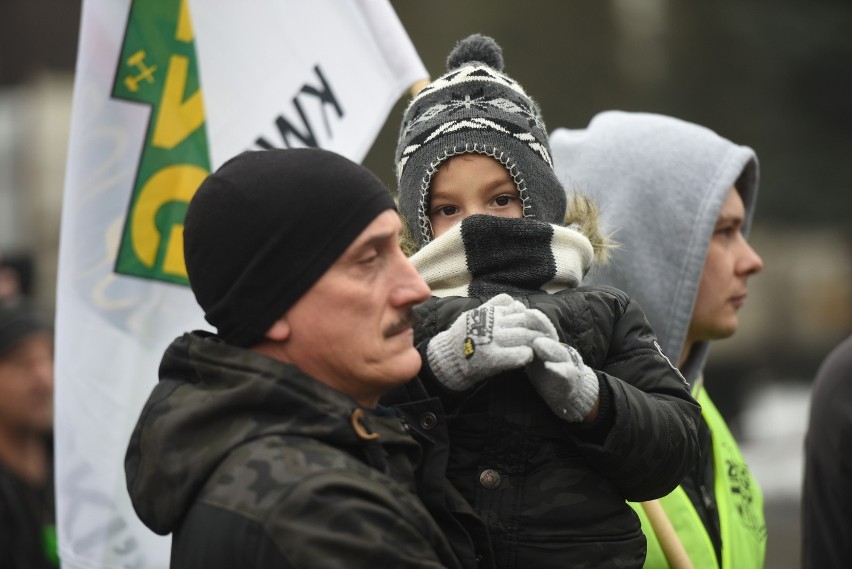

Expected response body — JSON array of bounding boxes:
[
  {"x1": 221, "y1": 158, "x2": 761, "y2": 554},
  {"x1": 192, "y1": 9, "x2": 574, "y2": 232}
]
[{"x1": 170, "y1": 435, "x2": 467, "y2": 569}]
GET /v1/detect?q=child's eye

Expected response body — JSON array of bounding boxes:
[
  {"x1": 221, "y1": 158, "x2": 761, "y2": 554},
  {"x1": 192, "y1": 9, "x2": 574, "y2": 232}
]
[
  {"x1": 436, "y1": 205, "x2": 459, "y2": 217},
  {"x1": 493, "y1": 195, "x2": 514, "y2": 207}
]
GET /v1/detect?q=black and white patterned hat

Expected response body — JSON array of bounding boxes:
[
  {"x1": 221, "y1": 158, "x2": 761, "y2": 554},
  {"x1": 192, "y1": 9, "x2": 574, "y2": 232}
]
[{"x1": 395, "y1": 34, "x2": 566, "y2": 248}]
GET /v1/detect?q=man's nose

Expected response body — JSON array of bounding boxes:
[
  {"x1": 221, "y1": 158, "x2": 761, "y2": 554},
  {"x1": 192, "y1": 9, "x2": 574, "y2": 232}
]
[
  {"x1": 392, "y1": 255, "x2": 431, "y2": 306},
  {"x1": 737, "y1": 237, "x2": 764, "y2": 276}
]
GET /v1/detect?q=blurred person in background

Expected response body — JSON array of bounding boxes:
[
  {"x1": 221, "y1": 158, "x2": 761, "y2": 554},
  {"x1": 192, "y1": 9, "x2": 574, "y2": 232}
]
[
  {"x1": 551, "y1": 111, "x2": 766, "y2": 569},
  {"x1": 802, "y1": 333, "x2": 852, "y2": 569},
  {"x1": 0, "y1": 301, "x2": 57, "y2": 568},
  {"x1": 0, "y1": 258, "x2": 24, "y2": 304}
]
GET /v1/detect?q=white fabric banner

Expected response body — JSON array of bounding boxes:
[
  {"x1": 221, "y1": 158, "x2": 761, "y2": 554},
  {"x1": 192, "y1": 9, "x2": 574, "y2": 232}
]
[{"x1": 55, "y1": 1, "x2": 427, "y2": 567}]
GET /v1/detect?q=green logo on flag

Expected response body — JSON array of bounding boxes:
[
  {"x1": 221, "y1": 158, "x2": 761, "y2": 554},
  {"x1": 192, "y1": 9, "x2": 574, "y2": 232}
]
[{"x1": 112, "y1": 0, "x2": 209, "y2": 285}]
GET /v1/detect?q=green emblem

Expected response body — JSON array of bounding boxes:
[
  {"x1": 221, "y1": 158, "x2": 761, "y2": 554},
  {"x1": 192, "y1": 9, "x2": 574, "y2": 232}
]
[{"x1": 112, "y1": 0, "x2": 210, "y2": 285}]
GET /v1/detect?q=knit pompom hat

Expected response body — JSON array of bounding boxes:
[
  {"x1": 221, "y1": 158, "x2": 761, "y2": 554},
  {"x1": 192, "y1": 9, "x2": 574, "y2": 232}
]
[{"x1": 395, "y1": 34, "x2": 566, "y2": 248}]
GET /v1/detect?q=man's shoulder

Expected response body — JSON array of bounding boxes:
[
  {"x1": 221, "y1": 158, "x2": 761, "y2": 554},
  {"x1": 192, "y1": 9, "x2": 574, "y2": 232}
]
[
  {"x1": 198, "y1": 434, "x2": 408, "y2": 518},
  {"x1": 184, "y1": 433, "x2": 448, "y2": 566}
]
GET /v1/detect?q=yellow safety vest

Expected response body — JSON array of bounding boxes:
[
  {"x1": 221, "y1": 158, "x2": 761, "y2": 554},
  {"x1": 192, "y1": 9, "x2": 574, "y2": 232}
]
[{"x1": 630, "y1": 381, "x2": 767, "y2": 568}]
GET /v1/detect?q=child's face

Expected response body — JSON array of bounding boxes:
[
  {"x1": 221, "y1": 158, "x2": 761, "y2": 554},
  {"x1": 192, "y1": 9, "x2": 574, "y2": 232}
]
[{"x1": 429, "y1": 154, "x2": 523, "y2": 238}]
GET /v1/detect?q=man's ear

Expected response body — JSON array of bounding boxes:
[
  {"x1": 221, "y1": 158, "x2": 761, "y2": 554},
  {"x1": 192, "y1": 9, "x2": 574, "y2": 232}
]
[{"x1": 264, "y1": 316, "x2": 291, "y2": 342}]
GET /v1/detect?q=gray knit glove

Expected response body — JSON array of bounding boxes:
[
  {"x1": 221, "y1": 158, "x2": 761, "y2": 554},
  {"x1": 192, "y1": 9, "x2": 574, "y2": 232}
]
[
  {"x1": 427, "y1": 293, "x2": 558, "y2": 391},
  {"x1": 525, "y1": 336, "x2": 600, "y2": 422}
]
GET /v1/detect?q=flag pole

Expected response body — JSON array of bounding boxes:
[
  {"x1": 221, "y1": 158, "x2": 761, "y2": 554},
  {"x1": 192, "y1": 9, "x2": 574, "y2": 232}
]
[
  {"x1": 641, "y1": 500, "x2": 695, "y2": 569},
  {"x1": 409, "y1": 78, "x2": 429, "y2": 97}
]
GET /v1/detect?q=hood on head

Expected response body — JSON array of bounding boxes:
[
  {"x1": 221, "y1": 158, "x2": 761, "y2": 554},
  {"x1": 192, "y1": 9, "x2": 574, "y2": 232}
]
[{"x1": 550, "y1": 111, "x2": 758, "y2": 382}]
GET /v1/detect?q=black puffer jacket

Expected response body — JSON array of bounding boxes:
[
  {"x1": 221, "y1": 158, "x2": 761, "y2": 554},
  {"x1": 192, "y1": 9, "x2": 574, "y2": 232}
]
[{"x1": 409, "y1": 216, "x2": 702, "y2": 569}]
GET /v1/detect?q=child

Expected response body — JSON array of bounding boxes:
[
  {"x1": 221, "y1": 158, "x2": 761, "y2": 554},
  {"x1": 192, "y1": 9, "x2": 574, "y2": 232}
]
[{"x1": 393, "y1": 34, "x2": 701, "y2": 569}]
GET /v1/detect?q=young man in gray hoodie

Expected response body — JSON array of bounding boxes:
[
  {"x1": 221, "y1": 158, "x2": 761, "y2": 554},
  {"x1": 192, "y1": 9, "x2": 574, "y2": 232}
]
[{"x1": 550, "y1": 111, "x2": 766, "y2": 569}]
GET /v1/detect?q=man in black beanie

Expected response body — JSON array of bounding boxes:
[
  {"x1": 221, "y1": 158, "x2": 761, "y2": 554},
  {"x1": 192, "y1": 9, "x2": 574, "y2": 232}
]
[{"x1": 125, "y1": 148, "x2": 494, "y2": 569}]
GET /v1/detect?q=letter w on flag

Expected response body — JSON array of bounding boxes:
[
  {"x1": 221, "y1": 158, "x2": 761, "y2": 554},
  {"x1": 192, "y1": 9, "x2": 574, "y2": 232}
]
[{"x1": 55, "y1": 1, "x2": 427, "y2": 567}]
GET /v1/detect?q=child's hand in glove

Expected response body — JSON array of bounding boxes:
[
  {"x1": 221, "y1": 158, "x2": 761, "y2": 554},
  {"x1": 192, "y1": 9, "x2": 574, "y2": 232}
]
[
  {"x1": 426, "y1": 293, "x2": 558, "y2": 391},
  {"x1": 525, "y1": 336, "x2": 600, "y2": 422}
]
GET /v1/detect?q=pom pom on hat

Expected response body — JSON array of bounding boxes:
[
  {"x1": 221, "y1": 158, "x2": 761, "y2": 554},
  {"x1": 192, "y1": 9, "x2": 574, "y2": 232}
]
[
  {"x1": 395, "y1": 34, "x2": 566, "y2": 248},
  {"x1": 446, "y1": 33, "x2": 504, "y2": 71}
]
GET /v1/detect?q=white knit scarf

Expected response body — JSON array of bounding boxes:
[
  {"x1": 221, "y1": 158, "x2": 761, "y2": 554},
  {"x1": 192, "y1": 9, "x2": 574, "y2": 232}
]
[{"x1": 410, "y1": 215, "x2": 593, "y2": 298}]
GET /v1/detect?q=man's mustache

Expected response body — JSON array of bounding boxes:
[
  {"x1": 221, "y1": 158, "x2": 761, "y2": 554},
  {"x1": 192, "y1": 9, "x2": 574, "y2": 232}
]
[{"x1": 384, "y1": 310, "x2": 421, "y2": 337}]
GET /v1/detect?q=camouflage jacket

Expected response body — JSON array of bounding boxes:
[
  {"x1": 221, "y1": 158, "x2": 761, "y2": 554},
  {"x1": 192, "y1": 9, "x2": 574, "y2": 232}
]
[
  {"x1": 125, "y1": 331, "x2": 494, "y2": 569},
  {"x1": 407, "y1": 217, "x2": 702, "y2": 569}
]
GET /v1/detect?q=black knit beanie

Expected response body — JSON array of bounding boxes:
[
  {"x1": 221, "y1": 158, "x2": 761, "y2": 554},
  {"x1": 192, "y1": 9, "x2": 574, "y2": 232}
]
[
  {"x1": 183, "y1": 148, "x2": 396, "y2": 347},
  {"x1": 0, "y1": 301, "x2": 49, "y2": 358}
]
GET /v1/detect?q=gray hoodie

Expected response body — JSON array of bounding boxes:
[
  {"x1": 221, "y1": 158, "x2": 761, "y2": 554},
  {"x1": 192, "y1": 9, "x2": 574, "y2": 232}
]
[{"x1": 549, "y1": 111, "x2": 758, "y2": 384}]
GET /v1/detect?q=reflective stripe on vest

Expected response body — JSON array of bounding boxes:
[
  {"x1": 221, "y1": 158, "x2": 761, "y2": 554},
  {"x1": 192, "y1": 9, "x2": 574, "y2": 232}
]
[{"x1": 629, "y1": 381, "x2": 767, "y2": 568}]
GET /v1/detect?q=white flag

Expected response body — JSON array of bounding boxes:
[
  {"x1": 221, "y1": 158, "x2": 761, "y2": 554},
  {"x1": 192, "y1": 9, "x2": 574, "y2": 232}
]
[{"x1": 55, "y1": 1, "x2": 427, "y2": 567}]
